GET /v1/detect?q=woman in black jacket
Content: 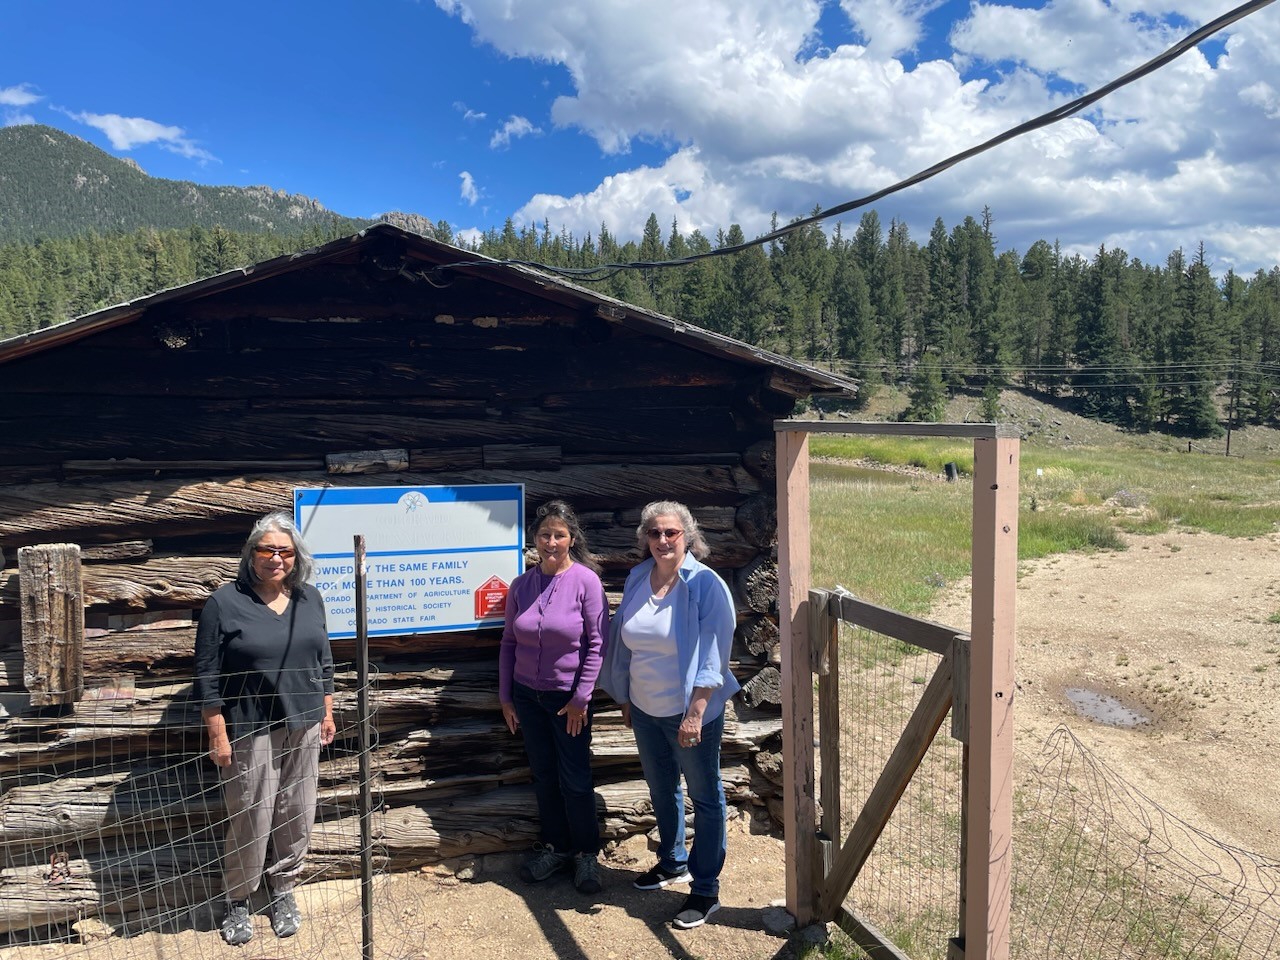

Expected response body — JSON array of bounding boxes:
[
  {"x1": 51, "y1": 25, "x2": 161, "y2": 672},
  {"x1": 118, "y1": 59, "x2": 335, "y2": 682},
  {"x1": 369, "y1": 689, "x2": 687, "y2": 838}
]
[{"x1": 194, "y1": 511, "x2": 336, "y2": 947}]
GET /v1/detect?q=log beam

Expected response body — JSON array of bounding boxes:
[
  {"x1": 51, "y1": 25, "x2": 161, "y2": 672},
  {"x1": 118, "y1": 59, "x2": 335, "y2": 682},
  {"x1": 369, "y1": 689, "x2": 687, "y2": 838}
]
[{"x1": 18, "y1": 544, "x2": 84, "y2": 706}]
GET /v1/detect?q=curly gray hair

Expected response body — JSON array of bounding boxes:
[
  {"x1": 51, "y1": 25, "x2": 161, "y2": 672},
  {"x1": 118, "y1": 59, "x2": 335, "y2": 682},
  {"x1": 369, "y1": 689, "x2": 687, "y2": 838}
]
[{"x1": 634, "y1": 500, "x2": 710, "y2": 560}]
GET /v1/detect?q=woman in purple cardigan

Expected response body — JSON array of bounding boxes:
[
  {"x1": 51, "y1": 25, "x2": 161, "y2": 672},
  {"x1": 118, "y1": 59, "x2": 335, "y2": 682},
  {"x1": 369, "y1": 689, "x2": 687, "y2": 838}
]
[{"x1": 499, "y1": 500, "x2": 609, "y2": 895}]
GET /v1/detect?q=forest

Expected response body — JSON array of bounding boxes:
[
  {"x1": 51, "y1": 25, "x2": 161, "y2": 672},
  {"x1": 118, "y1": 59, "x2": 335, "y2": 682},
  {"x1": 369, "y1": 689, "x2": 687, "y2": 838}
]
[{"x1": 1, "y1": 207, "x2": 1277, "y2": 438}]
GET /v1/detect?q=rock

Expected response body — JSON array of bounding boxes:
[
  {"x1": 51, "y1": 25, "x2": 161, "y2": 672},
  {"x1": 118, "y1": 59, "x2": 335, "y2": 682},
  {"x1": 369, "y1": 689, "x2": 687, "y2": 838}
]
[
  {"x1": 73, "y1": 917, "x2": 115, "y2": 943},
  {"x1": 452, "y1": 856, "x2": 480, "y2": 881},
  {"x1": 761, "y1": 904, "x2": 796, "y2": 935}
]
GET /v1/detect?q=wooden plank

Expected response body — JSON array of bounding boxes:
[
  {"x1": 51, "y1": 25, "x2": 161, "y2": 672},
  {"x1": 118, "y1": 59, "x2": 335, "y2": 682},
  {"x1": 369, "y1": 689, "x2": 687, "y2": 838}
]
[
  {"x1": 18, "y1": 544, "x2": 85, "y2": 706},
  {"x1": 1, "y1": 343, "x2": 749, "y2": 399},
  {"x1": 833, "y1": 591, "x2": 967, "y2": 657},
  {"x1": 80, "y1": 540, "x2": 153, "y2": 562},
  {"x1": 777, "y1": 428, "x2": 817, "y2": 926},
  {"x1": 816, "y1": 591, "x2": 841, "y2": 858},
  {"x1": 774, "y1": 420, "x2": 1021, "y2": 439},
  {"x1": 808, "y1": 587, "x2": 832, "y2": 676},
  {"x1": 965, "y1": 436, "x2": 1018, "y2": 960},
  {"x1": 834, "y1": 906, "x2": 914, "y2": 960},
  {"x1": 326, "y1": 449, "x2": 410, "y2": 474},
  {"x1": 0, "y1": 407, "x2": 748, "y2": 464},
  {"x1": 481, "y1": 444, "x2": 562, "y2": 469},
  {"x1": 951, "y1": 634, "x2": 971, "y2": 743},
  {"x1": 821, "y1": 652, "x2": 954, "y2": 919},
  {"x1": 63, "y1": 458, "x2": 325, "y2": 475},
  {"x1": 0, "y1": 463, "x2": 759, "y2": 545}
]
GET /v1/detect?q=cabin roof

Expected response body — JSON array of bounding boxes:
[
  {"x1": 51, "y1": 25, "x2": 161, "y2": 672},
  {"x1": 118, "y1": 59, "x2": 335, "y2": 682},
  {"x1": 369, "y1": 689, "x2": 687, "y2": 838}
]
[{"x1": 0, "y1": 223, "x2": 855, "y2": 398}]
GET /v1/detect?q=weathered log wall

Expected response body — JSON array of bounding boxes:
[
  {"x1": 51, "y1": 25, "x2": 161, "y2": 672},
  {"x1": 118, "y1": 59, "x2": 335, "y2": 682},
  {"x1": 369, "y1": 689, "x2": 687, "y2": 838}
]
[{"x1": 0, "y1": 244, "x2": 798, "y2": 937}]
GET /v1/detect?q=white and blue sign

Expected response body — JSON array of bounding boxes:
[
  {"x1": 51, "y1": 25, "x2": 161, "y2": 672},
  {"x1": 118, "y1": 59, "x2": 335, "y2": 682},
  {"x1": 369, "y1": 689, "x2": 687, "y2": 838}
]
[{"x1": 294, "y1": 484, "x2": 524, "y2": 639}]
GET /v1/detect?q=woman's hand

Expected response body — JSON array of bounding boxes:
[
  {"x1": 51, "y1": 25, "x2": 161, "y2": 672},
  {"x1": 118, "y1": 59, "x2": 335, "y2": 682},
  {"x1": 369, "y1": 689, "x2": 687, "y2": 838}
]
[
  {"x1": 678, "y1": 712, "x2": 704, "y2": 749},
  {"x1": 501, "y1": 702, "x2": 520, "y2": 735},
  {"x1": 620, "y1": 703, "x2": 632, "y2": 729},
  {"x1": 209, "y1": 734, "x2": 232, "y2": 767},
  {"x1": 558, "y1": 702, "x2": 588, "y2": 737},
  {"x1": 320, "y1": 713, "x2": 337, "y2": 746}
]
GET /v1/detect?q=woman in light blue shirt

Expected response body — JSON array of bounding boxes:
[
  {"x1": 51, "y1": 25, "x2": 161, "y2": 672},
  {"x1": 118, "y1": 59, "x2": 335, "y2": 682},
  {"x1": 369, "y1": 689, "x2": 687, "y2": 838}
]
[{"x1": 602, "y1": 500, "x2": 739, "y2": 929}]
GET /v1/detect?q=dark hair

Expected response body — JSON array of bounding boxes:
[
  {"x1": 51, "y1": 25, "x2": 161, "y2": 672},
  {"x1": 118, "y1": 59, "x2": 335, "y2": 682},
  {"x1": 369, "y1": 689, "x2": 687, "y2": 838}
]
[
  {"x1": 635, "y1": 500, "x2": 711, "y2": 559},
  {"x1": 237, "y1": 510, "x2": 313, "y2": 589},
  {"x1": 530, "y1": 499, "x2": 601, "y2": 574}
]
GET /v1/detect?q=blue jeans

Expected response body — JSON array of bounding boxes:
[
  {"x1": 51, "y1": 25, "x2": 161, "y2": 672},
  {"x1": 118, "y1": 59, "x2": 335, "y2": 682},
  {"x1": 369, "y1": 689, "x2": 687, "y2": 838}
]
[
  {"x1": 512, "y1": 682, "x2": 600, "y2": 856},
  {"x1": 630, "y1": 704, "x2": 727, "y2": 897}
]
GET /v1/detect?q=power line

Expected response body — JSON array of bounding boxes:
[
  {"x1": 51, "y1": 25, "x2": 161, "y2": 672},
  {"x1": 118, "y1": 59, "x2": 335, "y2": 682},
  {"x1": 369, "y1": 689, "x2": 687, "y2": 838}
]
[{"x1": 432, "y1": 0, "x2": 1276, "y2": 284}]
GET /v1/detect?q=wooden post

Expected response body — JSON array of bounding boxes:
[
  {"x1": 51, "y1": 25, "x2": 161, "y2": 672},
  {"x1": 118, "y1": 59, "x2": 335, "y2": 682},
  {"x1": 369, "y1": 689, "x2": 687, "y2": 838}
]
[
  {"x1": 814, "y1": 590, "x2": 841, "y2": 888},
  {"x1": 777, "y1": 428, "x2": 817, "y2": 926},
  {"x1": 965, "y1": 436, "x2": 1018, "y2": 960},
  {"x1": 18, "y1": 543, "x2": 85, "y2": 706}
]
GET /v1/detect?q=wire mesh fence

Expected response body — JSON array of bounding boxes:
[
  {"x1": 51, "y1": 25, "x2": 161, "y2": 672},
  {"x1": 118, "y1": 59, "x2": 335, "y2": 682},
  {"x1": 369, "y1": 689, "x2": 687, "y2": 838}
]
[
  {"x1": 0, "y1": 666, "x2": 432, "y2": 959},
  {"x1": 828, "y1": 620, "x2": 1280, "y2": 960}
]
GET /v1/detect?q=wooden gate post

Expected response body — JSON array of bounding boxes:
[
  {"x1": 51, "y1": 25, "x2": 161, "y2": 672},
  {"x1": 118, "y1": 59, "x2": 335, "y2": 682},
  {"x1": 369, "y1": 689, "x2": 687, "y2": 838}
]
[
  {"x1": 777, "y1": 428, "x2": 818, "y2": 925},
  {"x1": 18, "y1": 543, "x2": 85, "y2": 706},
  {"x1": 964, "y1": 434, "x2": 1018, "y2": 960}
]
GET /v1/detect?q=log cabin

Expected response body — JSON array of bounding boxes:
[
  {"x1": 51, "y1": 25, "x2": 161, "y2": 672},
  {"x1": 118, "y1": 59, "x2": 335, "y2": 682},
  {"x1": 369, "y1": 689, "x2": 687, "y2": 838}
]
[{"x1": 0, "y1": 222, "x2": 854, "y2": 936}]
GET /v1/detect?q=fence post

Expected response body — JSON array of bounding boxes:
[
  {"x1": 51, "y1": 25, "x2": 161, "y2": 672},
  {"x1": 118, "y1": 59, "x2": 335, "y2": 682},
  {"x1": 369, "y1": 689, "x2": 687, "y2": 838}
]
[
  {"x1": 812, "y1": 589, "x2": 840, "y2": 901},
  {"x1": 778, "y1": 428, "x2": 818, "y2": 926},
  {"x1": 18, "y1": 543, "x2": 85, "y2": 706},
  {"x1": 966, "y1": 435, "x2": 1018, "y2": 960}
]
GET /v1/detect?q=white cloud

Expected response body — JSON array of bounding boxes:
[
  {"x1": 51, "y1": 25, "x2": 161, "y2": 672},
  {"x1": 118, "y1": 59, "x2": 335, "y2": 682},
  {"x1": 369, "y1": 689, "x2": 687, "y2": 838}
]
[
  {"x1": 65, "y1": 110, "x2": 217, "y2": 163},
  {"x1": 1, "y1": 83, "x2": 42, "y2": 125},
  {"x1": 453, "y1": 100, "x2": 487, "y2": 121},
  {"x1": 841, "y1": 0, "x2": 946, "y2": 58},
  {"x1": 0, "y1": 83, "x2": 42, "y2": 107},
  {"x1": 489, "y1": 114, "x2": 540, "y2": 149},
  {"x1": 441, "y1": 0, "x2": 1280, "y2": 273},
  {"x1": 460, "y1": 170, "x2": 479, "y2": 205}
]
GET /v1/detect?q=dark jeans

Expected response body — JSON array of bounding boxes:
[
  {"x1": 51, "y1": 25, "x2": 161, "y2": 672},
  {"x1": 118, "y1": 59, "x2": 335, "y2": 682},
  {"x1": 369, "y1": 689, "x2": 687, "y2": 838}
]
[
  {"x1": 630, "y1": 704, "x2": 727, "y2": 897},
  {"x1": 512, "y1": 682, "x2": 601, "y2": 856}
]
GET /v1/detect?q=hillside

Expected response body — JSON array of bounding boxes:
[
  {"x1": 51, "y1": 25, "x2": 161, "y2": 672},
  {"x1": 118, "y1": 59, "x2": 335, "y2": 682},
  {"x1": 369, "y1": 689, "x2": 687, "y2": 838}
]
[
  {"x1": 0, "y1": 124, "x2": 369, "y2": 242},
  {"x1": 821, "y1": 385, "x2": 1280, "y2": 458}
]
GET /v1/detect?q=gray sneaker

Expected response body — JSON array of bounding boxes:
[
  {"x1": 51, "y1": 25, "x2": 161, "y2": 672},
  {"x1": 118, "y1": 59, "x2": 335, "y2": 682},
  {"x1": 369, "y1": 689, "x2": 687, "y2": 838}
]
[
  {"x1": 220, "y1": 899, "x2": 253, "y2": 946},
  {"x1": 573, "y1": 852, "x2": 602, "y2": 894},
  {"x1": 519, "y1": 843, "x2": 572, "y2": 883},
  {"x1": 270, "y1": 890, "x2": 301, "y2": 938}
]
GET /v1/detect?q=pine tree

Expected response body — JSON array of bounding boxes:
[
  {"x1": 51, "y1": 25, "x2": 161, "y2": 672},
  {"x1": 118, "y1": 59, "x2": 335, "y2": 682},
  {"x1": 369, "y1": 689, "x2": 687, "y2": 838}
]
[
  {"x1": 904, "y1": 352, "x2": 947, "y2": 422},
  {"x1": 1172, "y1": 244, "x2": 1225, "y2": 437}
]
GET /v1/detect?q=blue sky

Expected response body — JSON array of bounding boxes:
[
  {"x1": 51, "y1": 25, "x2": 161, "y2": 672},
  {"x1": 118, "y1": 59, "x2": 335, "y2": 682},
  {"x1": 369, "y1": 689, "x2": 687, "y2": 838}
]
[{"x1": 3, "y1": 0, "x2": 1278, "y2": 273}]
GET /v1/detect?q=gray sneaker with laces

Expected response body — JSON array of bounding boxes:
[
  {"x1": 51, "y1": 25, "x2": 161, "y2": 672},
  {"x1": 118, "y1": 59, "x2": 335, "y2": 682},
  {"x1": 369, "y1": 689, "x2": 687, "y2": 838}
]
[
  {"x1": 270, "y1": 890, "x2": 302, "y2": 938},
  {"x1": 519, "y1": 842, "x2": 572, "y2": 883},
  {"x1": 573, "y1": 852, "x2": 602, "y2": 894},
  {"x1": 220, "y1": 899, "x2": 253, "y2": 946}
]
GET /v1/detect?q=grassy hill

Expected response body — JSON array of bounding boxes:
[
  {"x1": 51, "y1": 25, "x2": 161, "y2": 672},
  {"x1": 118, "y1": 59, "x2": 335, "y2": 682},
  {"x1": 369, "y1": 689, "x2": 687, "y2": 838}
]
[{"x1": 0, "y1": 124, "x2": 369, "y2": 242}]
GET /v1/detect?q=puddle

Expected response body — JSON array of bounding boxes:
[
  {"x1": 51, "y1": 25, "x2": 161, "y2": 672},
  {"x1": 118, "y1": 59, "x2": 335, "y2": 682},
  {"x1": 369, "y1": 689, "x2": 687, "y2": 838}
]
[
  {"x1": 811, "y1": 462, "x2": 914, "y2": 485},
  {"x1": 1063, "y1": 688, "x2": 1152, "y2": 728}
]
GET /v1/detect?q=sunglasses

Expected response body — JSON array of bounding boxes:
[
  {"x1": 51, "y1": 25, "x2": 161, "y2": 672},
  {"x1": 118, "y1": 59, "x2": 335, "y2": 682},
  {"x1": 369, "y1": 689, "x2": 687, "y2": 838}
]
[
  {"x1": 253, "y1": 546, "x2": 296, "y2": 559},
  {"x1": 646, "y1": 528, "x2": 684, "y2": 541}
]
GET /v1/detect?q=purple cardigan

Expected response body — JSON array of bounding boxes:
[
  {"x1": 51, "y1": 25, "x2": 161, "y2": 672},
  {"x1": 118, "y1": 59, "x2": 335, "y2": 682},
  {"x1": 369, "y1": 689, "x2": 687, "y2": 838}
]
[{"x1": 498, "y1": 562, "x2": 609, "y2": 710}]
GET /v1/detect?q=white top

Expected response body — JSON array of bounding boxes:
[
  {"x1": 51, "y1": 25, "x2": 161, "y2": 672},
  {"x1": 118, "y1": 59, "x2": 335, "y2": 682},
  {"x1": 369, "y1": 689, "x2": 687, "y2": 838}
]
[{"x1": 618, "y1": 580, "x2": 685, "y2": 717}]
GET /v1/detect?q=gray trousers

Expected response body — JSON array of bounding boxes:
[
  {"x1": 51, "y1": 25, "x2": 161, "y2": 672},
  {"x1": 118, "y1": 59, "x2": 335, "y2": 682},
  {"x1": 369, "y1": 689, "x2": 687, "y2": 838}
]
[{"x1": 220, "y1": 723, "x2": 321, "y2": 901}]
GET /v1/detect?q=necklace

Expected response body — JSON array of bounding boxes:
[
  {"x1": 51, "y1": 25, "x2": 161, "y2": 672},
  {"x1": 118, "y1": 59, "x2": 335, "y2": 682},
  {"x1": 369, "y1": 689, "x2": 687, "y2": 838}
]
[{"x1": 649, "y1": 567, "x2": 679, "y2": 599}]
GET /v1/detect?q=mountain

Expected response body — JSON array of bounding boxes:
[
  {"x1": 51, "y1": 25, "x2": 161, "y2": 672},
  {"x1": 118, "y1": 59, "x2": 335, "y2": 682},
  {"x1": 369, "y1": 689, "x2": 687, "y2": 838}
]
[{"x1": 0, "y1": 124, "x2": 370, "y2": 243}]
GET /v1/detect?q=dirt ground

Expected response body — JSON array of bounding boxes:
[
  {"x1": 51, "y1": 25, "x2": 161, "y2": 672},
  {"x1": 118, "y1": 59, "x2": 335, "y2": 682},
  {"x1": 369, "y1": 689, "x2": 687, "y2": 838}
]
[
  {"x1": 12, "y1": 528, "x2": 1279, "y2": 960},
  {"x1": 934, "y1": 526, "x2": 1280, "y2": 860}
]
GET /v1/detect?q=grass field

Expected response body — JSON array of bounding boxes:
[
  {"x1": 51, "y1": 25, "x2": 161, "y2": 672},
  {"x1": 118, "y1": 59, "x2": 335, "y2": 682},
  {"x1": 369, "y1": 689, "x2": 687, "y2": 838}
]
[{"x1": 807, "y1": 425, "x2": 1280, "y2": 616}]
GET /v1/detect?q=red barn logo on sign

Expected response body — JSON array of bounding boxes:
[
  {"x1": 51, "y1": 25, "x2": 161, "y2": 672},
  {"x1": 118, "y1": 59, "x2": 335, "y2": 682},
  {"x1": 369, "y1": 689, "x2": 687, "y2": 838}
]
[{"x1": 474, "y1": 576, "x2": 509, "y2": 620}]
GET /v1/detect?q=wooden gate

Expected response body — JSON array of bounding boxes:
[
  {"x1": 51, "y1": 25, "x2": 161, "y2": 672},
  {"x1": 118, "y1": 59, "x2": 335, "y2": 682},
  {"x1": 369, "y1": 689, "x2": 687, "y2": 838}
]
[{"x1": 775, "y1": 421, "x2": 1019, "y2": 960}]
